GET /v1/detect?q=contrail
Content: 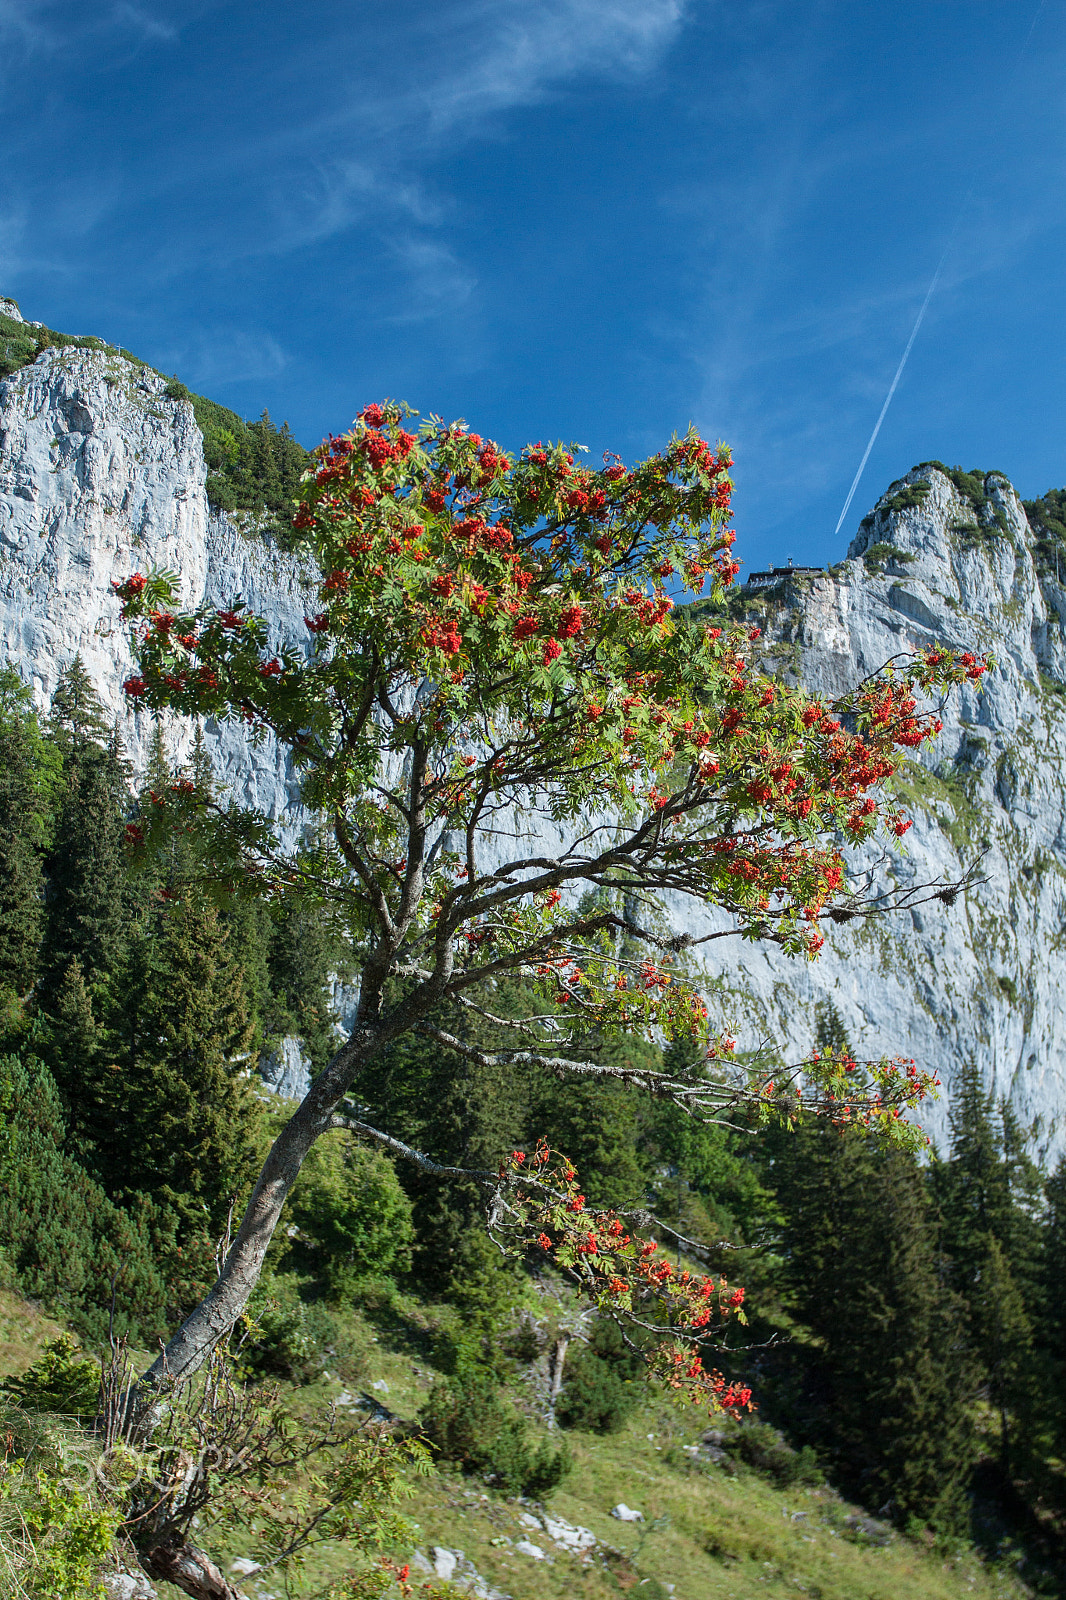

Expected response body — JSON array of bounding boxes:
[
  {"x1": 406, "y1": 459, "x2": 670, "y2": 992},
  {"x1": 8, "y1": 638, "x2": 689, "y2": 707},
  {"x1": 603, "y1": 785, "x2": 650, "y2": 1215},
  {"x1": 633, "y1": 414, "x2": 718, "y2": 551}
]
[
  {"x1": 832, "y1": 0, "x2": 1047, "y2": 542},
  {"x1": 832, "y1": 253, "x2": 946, "y2": 541}
]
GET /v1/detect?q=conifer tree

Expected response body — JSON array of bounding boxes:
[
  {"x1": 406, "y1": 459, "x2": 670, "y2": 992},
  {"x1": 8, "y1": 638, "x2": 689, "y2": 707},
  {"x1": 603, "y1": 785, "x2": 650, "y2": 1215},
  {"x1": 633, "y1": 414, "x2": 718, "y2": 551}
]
[
  {"x1": 363, "y1": 997, "x2": 530, "y2": 1289},
  {"x1": 142, "y1": 721, "x2": 173, "y2": 799},
  {"x1": 249, "y1": 409, "x2": 281, "y2": 510},
  {"x1": 529, "y1": 1044, "x2": 650, "y2": 1211},
  {"x1": 0, "y1": 669, "x2": 58, "y2": 998},
  {"x1": 772, "y1": 1121, "x2": 975, "y2": 1528},
  {"x1": 39, "y1": 676, "x2": 131, "y2": 1012},
  {"x1": 119, "y1": 888, "x2": 258, "y2": 1239},
  {"x1": 40, "y1": 956, "x2": 110, "y2": 1166},
  {"x1": 936, "y1": 1063, "x2": 1037, "y2": 1480},
  {"x1": 266, "y1": 896, "x2": 339, "y2": 1075},
  {"x1": 1041, "y1": 1155, "x2": 1066, "y2": 1460},
  {"x1": 47, "y1": 655, "x2": 111, "y2": 748},
  {"x1": 0, "y1": 1050, "x2": 169, "y2": 1341}
]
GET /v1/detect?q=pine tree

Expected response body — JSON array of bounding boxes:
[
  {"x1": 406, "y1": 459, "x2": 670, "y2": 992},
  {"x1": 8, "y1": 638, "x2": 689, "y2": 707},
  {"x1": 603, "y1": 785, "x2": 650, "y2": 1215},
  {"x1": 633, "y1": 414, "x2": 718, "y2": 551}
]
[
  {"x1": 141, "y1": 722, "x2": 173, "y2": 800},
  {"x1": 39, "y1": 725, "x2": 132, "y2": 1014},
  {"x1": 936, "y1": 1063, "x2": 1038, "y2": 1481},
  {"x1": 1041, "y1": 1156, "x2": 1066, "y2": 1461},
  {"x1": 0, "y1": 670, "x2": 58, "y2": 998},
  {"x1": 186, "y1": 723, "x2": 214, "y2": 791},
  {"x1": 266, "y1": 895, "x2": 339, "y2": 1075},
  {"x1": 37, "y1": 677, "x2": 134, "y2": 1155},
  {"x1": 38, "y1": 956, "x2": 111, "y2": 1166},
  {"x1": 249, "y1": 409, "x2": 281, "y2": 512},
  {"x1": 772, "y1": 1120, "x2": 976, "y2": 1529},
  {"x1": 531, "y1": 1066, "x2": 648, "y2": 1210},
  {"x1": 361, "y1": 982, "x2": 532, "y2": 1290},
  {"x1": 119, "y1": 889, "x2": 258, "y2": 1239},
  {"x1": 47, "y1": 656, "x2": 110, "y2": 749},
  {"x1": 0, "y1": 1050, "x2": 170, "y2": 1342}
]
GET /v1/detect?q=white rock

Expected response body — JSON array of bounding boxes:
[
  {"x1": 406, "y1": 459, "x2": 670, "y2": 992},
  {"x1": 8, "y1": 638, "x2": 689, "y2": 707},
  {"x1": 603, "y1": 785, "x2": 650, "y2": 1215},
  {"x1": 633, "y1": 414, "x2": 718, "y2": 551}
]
[
  {"x1": 0, "y1": 297, "x2": 23, "y2": 322},
  {"x1": 258, "y1": 1035, "x2": 312, "y2": 1100},
  {"x1": 371, "y1": 1378, "x2": 390, "y2": 1393},
  {"x1": 102, "y1": 1576, "x2": 158, "y2": 1600},
  {"x1": 518, "y1": 1511, "x2": 541, "y2": 1529},
  {"x1": 0, "y1": 345, "x2": 312, "y2": 829},
  {"x1": 514, "y1": 1538, "x2": 545, "y2": 1558},
  {"x1": 540, "y1": 1513, "x2": 597, "y2": 1551},
  {"x1": 431, "y1": 1546, "x2": 459, "y2": 1580},
  {"x1": 611, "y1": 1503, "x2": 645, "y2": 1522},
  {"x1": 230, "y1": 1557, "x2": 262, "y2": 1575}
]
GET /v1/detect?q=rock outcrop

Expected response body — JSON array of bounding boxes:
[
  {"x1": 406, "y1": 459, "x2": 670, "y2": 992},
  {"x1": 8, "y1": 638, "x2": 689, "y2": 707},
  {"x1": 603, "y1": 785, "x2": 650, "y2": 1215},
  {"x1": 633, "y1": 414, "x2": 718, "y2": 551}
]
[
  {"x1": 0, "y1": 344, "x2": 310, "y2": 825},
  {"x1": 2, "y1": 338, "x2": 1063, "y2": 1154},
  {"x1": 691, "y1": 465, "x2": 1066, "y2": 1156}
]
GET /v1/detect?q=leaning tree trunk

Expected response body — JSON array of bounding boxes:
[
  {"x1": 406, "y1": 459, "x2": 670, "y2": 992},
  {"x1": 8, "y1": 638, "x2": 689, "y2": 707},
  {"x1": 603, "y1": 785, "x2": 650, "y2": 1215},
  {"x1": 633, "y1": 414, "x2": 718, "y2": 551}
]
[
  {"x1": 138, "y1": 1535, "x2": 248, "y2": 1600},
  {"x1": 118, "y1": 1028, "x2": 379, "y2": 1600},
  {"x1": 138, "y1": 1025, "x2": 379, "y2": 1396}
]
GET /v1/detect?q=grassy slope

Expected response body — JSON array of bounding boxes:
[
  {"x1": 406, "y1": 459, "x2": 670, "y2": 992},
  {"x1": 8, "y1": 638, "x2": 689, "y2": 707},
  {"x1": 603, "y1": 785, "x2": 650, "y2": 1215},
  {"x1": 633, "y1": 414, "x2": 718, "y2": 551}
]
[{"x1": 0, "y1": 1288, "x2": 1025, "y2": 1600}]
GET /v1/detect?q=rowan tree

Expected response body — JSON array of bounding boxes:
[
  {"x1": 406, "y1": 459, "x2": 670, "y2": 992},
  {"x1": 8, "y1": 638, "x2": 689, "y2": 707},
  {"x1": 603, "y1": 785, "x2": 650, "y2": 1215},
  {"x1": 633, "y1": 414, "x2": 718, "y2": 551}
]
[{"x1": 113, "y1": 404, "x2": 986, "y2": 1596}]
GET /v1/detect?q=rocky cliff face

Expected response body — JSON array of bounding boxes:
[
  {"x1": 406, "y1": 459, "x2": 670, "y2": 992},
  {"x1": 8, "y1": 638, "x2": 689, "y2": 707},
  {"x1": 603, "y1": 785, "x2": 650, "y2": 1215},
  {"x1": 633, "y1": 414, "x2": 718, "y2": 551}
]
[
  {"x1": 690, "y1": 465, "x2": 1066, "y2": 1156},
  {"x1": 0, "y1": 343, "x2": 311, "y2": 825},
  {"x1": 1, "y1": 340, "x2": 1063, "y2": 1153}
]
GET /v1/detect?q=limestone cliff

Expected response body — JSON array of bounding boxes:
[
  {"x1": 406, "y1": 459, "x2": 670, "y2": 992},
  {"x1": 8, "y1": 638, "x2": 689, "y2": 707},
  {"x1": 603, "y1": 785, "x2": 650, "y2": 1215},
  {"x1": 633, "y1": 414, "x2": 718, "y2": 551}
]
[
  {"x1": 1, "y1": 338, "x2": 1062, "y2": 1153},
  {"x1": 691, "y1": 465, "x2": 1066, "y2": 1156},
  {"x1": 0, "y1": 343, "x2": 311, "y2": 824}
]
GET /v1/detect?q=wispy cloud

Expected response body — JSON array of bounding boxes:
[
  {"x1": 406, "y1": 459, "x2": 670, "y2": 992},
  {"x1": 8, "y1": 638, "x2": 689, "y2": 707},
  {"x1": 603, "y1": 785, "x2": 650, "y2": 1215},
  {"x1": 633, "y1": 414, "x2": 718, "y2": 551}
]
[
  {"x1": 126, "y1": 0, "x2": 692, "y2": 312},
  {"x1": 110, "y1": 3, "x2": 178, "y2": 42},
  {"x1": 248, "y1": 0, "x2": 689, "y2": 254},
  {"x1": 154, "y1": 326, "x2": 288, "y2": 389},
  {"x1": 383, "y1": 236, "x2": 478, "y2": 324},
  {"x1": 412, "y1": 0, "x2": 688, "y2": 137},
  {"x1": 0, "y1": 0, "x2": 184, "y2": 51}
]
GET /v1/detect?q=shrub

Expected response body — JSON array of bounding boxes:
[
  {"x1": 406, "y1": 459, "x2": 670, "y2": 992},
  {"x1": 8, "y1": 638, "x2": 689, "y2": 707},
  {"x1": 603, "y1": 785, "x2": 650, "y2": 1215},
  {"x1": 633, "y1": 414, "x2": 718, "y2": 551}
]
[
  {"x1": 287, "y1": 1136, "x2": 415, "y2": 1295},
  {"x1": 419, "y1": 1368, "x2": 570, "y2": 1495},
  {"x1": 239, "y1": 1270, "x2": 337, "y2": 1382},
  {"x1": 861, "y1": 542, "x2": 917, "y2": 576},
  {"x1": 878, "y1": 481, "x2": 931, "y2": 517},
  {"x1": 0, "y1": 1402, "x2": 120, "y2": 1599},
  {"x1": 731, "y1": 1420, "x2": 823, "y2": 1486},
  {"x1": 0, "y1": 1054, "x2": 171, "y2": 1343},
  {"x1": 0, "y1": 311, "x2": 111, "y2": 382},
  {"x1": 0, "y1": 1337, "x2": 100, "y2": 1421},
  {"x1": 556, "y1": 1318, "x2": 643, "y2": 1434}
]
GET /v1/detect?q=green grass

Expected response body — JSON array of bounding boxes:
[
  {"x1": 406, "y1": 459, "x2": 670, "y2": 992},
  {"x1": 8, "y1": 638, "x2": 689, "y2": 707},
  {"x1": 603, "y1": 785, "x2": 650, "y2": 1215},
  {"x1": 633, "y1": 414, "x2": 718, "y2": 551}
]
[{"x1": 0, "y1": 1280, "x2": 1035, "y2": 1600}]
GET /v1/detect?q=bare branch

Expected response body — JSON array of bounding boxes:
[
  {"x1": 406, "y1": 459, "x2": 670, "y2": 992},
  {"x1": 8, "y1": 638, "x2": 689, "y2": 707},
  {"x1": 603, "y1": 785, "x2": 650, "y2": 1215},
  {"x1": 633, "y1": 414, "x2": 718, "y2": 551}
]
[{"x1": 330, "y1": 1112, "x2": 498, "y2": 1185}]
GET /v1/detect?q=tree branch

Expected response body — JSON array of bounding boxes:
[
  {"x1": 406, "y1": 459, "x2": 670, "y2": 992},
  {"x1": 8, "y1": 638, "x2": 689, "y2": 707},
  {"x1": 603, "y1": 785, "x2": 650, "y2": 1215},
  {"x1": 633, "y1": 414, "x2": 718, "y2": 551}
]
[{"x1": 329, "y1": 1112, "x2": 498, "y2": 1185}]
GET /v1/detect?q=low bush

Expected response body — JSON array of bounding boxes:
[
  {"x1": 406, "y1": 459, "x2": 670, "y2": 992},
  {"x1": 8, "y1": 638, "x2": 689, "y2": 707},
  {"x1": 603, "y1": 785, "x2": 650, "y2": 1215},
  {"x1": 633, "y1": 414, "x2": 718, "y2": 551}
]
[
  {"x1": 287, "y1": 1136, "x2": 415, "y2": 1297},
  {"x1": 239, "y1": 1270, "x2": 338, "y2": 1382},
  {"x1": 730, "y1": 1420, "x2": 823, "y2": 1486},
  {"x1": 420, "y1": 1367, "x2": 570, "y2": 1496},
  {"x1": 557, "y1": 1317, "x2": 643, "y2": 1434},
  {"x1": 0, "y1": 1397, "x2": 121, "y2": 1600},
  {"x1": 0, "y1": 1053, "x2": 172, "y2": 1344},
  {"x1": 862, "y1": 542, "x2": 918, "y2": 576},
  {"x1": 0, "y1": 1336, "x2": 100, "y2": 1421}
]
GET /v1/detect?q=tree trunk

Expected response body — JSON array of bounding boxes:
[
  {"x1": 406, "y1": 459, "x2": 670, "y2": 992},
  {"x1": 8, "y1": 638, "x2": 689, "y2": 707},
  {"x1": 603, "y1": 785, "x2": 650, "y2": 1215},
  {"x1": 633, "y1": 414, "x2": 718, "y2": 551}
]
[
  {"x1": 138, "y1": 1025, "x2": 377, "y2": 1395},
  {"x1": 138, "y1": 1535, "x2": 248, "y2": 1600},
  {"x1": 546, "y1": 1336, "x2": 569, "y2": 1430}
]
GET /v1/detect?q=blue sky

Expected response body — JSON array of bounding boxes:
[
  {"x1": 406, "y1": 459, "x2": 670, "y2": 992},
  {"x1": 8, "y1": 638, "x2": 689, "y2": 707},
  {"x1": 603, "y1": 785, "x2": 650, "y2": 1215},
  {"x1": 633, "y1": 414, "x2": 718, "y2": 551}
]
[{"x1": 0, "y1": 0, "x2": 1063, "y2": 573}]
